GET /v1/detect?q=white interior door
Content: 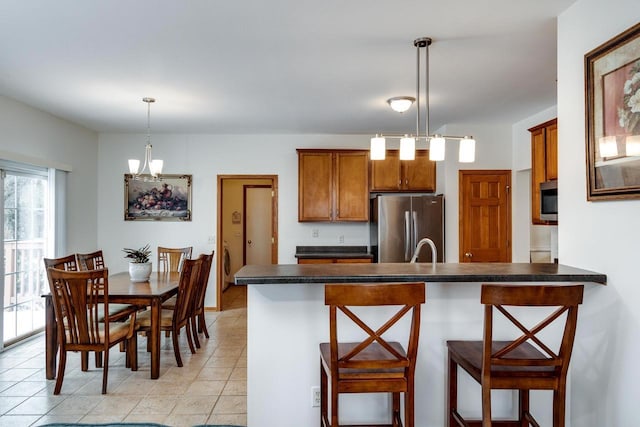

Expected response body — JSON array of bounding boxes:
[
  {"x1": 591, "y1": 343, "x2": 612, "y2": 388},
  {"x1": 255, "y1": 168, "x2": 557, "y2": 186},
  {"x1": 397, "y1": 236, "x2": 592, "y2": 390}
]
[{"x1": 245, "y1": 186, "x2": 272, "y2": 265}]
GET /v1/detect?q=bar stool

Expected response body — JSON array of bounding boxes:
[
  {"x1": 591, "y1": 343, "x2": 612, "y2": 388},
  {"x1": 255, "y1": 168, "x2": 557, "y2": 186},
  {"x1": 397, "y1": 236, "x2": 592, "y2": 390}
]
[
  {"x1": 447, "y1": 284, "x2": 584, "y2": 427},
  {"x1": 319, "y1": 282, "x2": 425, "y2": 427}
]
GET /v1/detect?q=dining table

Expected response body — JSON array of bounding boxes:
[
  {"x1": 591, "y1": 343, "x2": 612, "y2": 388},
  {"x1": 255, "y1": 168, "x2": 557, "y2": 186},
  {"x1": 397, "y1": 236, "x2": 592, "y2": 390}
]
[{"x1": 43, "y1": 270, "x2": 180, "y2": 380}]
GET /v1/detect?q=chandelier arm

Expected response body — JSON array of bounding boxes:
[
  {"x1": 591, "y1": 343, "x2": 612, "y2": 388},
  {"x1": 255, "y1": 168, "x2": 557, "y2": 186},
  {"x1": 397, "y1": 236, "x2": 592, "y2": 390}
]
[
  {"x1": 424, "y1": 39, "x2": 430, "y2": 139},
  {"x1": 416, "y1": 41, "x2": 421, "y2": 139}
]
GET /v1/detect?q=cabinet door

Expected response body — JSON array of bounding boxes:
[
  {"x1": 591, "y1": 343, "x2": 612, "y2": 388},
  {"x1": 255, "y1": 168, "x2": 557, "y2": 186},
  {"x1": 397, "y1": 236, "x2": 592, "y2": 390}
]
[
  {"x1": 530, "y1": 127, "x2": 547, "y2": 225},
  {"x1": 335, "y1": 152, "x2": 369, "y2": 221},
  {"x1": 545, "y1": 123, "x2": 558, "y2": 181},
  {"x1": 298, "y1": 152, "x2": 332, "y2": 221},
  {"x1": 370, "y1": 151, "x2": 401, "y2": 191},
  {"x1": 402, "y1": 150, "x2": 436, "y2": 191},
  {"x1": 298, "y1": 258, "x2": 334, "y2": 264}
]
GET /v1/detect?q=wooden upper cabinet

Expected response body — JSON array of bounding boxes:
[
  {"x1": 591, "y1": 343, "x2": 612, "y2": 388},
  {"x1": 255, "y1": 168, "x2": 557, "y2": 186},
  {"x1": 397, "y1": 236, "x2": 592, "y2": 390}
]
[
  {"x1": 529, "y1": 118, "x2": 557, "y2": 225},
  {"x1": 370, "y1": 149, "x2": 436, "y2": 192},
  {"x1": 297, "y1": 149, "x2": 369, "y2": 222}
]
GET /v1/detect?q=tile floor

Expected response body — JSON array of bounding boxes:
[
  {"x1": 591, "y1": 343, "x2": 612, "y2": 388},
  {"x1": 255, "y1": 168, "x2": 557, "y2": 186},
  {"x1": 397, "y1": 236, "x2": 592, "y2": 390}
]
[{"x1": 0, "y1": 286, "x2": 247, "y2": 427}]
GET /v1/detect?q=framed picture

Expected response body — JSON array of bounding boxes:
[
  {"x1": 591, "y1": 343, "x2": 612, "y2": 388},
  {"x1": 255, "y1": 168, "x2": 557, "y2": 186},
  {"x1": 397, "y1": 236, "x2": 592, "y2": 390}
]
[
  {"x1": 124, "y1": 174, "x2": 192, "y2": 221},
  {"x1": 585, "y1": 22, "x2": 640, "y2": 200}
]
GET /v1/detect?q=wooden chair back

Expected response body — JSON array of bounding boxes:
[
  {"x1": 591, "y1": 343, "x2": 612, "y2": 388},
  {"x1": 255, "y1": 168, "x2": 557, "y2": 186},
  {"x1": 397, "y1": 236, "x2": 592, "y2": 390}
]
[
  {"x1": 158, "y1": 246, "x2": 192, "y2": 273},
  {"x1": 43, "y1": 254, "x2": 78, "y2": 271},
  {"x1": 480, "y1": 284, "x2": 584, "y2": 378},
  {"x1": 325, "y1": 282, "x2": 425, "y2": 374},
  {"x1": 194, "y1": 252, "x2": 214, "y2": 312},
  {"x1": 172, "y1": 257, "x2": 203, "y2": 328},
  {"x1": 77, "y1": 250, "x2": 105, "y2": 271}
]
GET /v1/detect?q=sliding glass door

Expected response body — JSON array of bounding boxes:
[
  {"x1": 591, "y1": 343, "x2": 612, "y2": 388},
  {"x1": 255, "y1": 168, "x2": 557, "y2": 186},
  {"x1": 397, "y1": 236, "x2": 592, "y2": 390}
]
[{"x1": 2, "y1": 166, "x2": 50, "y2": 346}]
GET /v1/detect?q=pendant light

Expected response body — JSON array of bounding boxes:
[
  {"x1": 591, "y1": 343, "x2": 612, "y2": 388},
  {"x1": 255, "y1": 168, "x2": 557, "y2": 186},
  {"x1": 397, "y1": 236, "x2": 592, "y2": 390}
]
[
  {"x1": 128, "y1": 97, "x2": 164, "y2": 180},
  {"x1": 370, "y1": 37, "x2": 476, "y2": 163}
]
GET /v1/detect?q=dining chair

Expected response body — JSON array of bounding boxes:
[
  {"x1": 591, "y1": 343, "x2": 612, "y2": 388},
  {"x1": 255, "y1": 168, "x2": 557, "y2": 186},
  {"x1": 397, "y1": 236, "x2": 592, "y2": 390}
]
[
  {"x1": 136, "y1": 256, "x2": 203, "y2": 367},
  {"x1": 447, "y1": 284, "x2": 584, "y2": 427},
  {"x1": 320, "y1": 282, "x2": 425, "y2": 427},
  {"x1": 76, "y1": 250, "x2": 105, "y2": 270},
  {"x1": 190, "y1": 251, "x2": 214, "y2": 348},
  {"x1": 46, "y1": 267, "x2": 138, "y2": 394},
  {"x1": 43, "y1": 254, "x2": 78, "y2": 271},
  {"x1": 157, "y1": 246, "x2": 192, "y2": 273}
]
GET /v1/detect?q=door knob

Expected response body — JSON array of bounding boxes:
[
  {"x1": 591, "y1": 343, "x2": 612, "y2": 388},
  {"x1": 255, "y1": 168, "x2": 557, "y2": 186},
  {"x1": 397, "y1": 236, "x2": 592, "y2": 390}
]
[
  {"x1": 465, "y1": 252, "x2": 473, "y2": 258},
  {"x1": 248, "y1": 240, "x2": 252, "y2": 244}
]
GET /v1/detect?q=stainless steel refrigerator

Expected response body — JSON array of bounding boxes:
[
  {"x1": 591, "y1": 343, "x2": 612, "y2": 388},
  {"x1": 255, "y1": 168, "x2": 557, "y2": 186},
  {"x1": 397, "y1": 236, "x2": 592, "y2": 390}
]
[{"x1": 369, "y1": 194, "x2": 444, "y2": 263}]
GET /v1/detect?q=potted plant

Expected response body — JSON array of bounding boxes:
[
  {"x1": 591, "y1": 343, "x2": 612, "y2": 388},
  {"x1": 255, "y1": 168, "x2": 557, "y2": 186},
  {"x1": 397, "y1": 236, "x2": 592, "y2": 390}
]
[{"x1": 123, "y1": 244, "x2": 152, "y2": 282}]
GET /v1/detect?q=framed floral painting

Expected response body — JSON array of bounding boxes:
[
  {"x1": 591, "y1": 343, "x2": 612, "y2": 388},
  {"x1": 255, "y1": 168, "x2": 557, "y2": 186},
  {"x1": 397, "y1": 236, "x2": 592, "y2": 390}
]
[
  {"x1": 585, "y1": 22, "x2": 640, "y2": 200},
  {"x1": 124, "y1": 174, "x2": 192, "y2": 221}
]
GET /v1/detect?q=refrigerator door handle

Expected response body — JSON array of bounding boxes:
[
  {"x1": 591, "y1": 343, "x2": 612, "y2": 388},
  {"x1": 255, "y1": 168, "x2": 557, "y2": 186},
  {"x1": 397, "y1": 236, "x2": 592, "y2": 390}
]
[{"x1": 404, "y1": 210, "x2": 411, "y2": 261}]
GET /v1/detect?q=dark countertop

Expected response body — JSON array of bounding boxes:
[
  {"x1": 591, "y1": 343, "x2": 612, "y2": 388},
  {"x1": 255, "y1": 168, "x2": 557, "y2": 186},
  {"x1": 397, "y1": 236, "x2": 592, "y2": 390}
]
[
  {"x1": 234, "y1": 262, "x2": 606, "y2": 285},
  {"x1": 295, "y1": 245, "x2": 373, "y2": 259}
]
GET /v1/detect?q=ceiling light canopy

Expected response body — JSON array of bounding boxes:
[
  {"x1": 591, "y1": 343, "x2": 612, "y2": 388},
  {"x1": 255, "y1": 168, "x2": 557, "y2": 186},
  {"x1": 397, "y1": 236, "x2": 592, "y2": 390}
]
[
  {"x1": 128, "y1": 97, "x2": 164, "y2": 181},
  {"x1": 370, "y1": 37, "x2": 476, "y2": 163}
]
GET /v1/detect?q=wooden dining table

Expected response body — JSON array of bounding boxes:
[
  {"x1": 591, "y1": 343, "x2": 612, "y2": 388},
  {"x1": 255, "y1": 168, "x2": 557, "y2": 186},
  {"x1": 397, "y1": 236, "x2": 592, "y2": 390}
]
[{"x1": 44, "y1": 271, "x2": 180, "y2": 380}]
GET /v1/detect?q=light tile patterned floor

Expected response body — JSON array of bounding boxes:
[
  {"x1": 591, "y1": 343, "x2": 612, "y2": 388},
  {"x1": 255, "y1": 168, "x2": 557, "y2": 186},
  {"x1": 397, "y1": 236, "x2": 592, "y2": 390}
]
[{"x1": 0, "y1": 286, "x2": 247, "y2": 427}]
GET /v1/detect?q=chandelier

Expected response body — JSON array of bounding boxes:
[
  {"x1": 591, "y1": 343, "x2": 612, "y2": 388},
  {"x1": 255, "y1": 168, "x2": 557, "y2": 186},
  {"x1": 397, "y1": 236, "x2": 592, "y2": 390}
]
[
  {"x1": 128, "y1": 97, "x2": 164, "y2": 180},
  {"x1": 371, "y1": 37, "x2": 476, "y2": 163}
]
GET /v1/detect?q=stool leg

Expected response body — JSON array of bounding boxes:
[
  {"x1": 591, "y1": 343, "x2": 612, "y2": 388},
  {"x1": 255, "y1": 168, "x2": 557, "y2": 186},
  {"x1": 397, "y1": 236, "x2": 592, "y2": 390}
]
[
  {"x1": 320, "y1": 361, "x2": 328, "y2": 427},
  {"x1": 481, "y1": 380, "x2": 492, "y2": 427},
  {"x1": 447, "y1": 353, "x2": 458, "y2": 427},
  {"x1": 554, "y1": 383, "x2": 567, "y2": 427},
  {"x1": 392, "y1": 392, "x2": 400, "y2": 426},
  {"x1": 331, "y1": 374, "x2": 339, "y2": 426},
  {"x1": 519, "y1": 389, "x2": 529, "y2": 427},
  {"x1": 406, "y1": 377, "x2": 415, "y2": 427}
]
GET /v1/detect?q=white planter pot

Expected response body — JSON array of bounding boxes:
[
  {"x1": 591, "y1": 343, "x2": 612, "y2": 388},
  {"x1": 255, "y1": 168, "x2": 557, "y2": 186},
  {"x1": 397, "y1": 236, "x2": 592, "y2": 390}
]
[{"x1": 129, "y1": 262, "x2": 152, "y2": 282}]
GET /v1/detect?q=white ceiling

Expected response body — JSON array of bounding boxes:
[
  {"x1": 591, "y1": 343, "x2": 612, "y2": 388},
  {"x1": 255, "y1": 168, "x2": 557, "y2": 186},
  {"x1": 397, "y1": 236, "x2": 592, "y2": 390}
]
[{"x1": 0, "y1": 0, "x2": 576, "y2": 135}]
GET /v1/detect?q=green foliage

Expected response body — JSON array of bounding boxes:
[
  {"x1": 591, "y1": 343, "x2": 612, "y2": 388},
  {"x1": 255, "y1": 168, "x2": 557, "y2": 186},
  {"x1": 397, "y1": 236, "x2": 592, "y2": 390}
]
[{"x1": 123, "y1": 244, "x2": 151, "y2": 263}]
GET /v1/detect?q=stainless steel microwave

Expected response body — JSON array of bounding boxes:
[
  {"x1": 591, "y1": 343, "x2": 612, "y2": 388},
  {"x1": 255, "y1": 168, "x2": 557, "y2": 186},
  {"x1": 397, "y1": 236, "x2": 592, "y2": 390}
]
[{"x1": 540, "y1": 180, "x2": 558, "y2": 221}]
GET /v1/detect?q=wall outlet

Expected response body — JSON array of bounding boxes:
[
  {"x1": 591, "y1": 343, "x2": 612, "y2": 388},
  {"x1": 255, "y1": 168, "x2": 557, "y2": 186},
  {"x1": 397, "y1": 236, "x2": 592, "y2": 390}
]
[
  {"x1": 311, "y1": 386, "x2": 320, "y2": 407},
  {"x1": 339, "y1": 235, "x2": 344, "y2": 243},
  {"x1": 312, "y1": 229, "x2": 319, "y2": 238}
]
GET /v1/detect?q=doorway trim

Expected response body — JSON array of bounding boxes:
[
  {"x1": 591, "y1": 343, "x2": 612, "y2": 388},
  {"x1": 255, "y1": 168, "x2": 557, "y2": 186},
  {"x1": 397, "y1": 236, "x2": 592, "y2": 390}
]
[{"x1": 217, "y1": 175, "x2": 278, "y2": 311}]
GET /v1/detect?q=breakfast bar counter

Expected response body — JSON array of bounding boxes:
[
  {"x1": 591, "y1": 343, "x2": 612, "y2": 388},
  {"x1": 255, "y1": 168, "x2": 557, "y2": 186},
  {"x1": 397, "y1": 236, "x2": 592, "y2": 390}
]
[{"x1": 236, "y1": 262, "x2": 606, "y2": 427}]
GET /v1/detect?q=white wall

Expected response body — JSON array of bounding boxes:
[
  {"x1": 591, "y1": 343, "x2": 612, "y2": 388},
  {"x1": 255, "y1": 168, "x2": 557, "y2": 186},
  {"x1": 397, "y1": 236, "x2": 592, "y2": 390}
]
[
  {"x1": 97, "y1": 134, "x2": 371, "y2": 307},
  {"x1": 0, "y1": 95, "x2": 99, "y2": 253},
  {"x1": 558, "y1": 1, "x2": 639, "y2": 425}
]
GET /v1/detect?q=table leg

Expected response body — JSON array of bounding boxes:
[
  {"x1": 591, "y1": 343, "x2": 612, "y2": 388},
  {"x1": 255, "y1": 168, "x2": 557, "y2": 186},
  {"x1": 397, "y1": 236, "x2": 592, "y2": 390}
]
[
  {"x1": 150, "y1": 298, "x2": 161, "y2": 379},
  {"x1": 44, "y1": 295, "x2": 57, "y2": 380}
]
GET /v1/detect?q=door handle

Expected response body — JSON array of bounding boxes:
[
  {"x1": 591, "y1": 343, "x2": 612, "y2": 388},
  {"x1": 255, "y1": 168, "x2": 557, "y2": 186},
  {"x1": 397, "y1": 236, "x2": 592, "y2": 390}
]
[
  {"x1": 248, "y1": 240, "x2": 252, "y2": 245},
  {"x1": 465, "y1": 252, "x2": 473, "y2": 258},
  {"x1": 404, "y1": 211, "x2": 411, "y2": 262}
]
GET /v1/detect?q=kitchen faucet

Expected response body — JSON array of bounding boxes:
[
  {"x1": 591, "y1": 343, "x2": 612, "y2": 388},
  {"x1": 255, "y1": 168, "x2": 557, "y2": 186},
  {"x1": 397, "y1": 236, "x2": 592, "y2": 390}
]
[{"x1": 410, "y1": 237, "x2": 437, "y2": 265}]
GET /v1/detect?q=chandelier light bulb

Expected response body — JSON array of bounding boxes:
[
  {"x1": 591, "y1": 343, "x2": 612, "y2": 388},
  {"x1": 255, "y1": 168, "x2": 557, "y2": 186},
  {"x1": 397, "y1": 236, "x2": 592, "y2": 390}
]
[
  {"x1": 625, "y1": 135, "x2": 640, "y2": 156},
  {"x1": 598, "y1": 135, "x2": 618, "y2": 158},
  {"x1": 387, "y1": 96, "x2": 416, "y2": 113},
  {"x1": 429, "y1": 136, "x2": 445, "y2": 161}
]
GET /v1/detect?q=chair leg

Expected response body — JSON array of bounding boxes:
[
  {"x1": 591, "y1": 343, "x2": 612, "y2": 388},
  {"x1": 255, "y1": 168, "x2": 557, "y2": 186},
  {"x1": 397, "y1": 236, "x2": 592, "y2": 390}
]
[
  {"x1": 330, "y1": 375, "x2": 339, "y2": 427},
  {"x1": 53, "y1": 348, "x2": 67, "y2": 395},
  {"x1": 191, "y1": 317, "x2": 201, "y2": 349},
  {"x1": 185, "y1": 322, "x2": 197, "y2": 354},
  {"x1": 448, "y1": 353, "x2": 458, "y2": 427},
  {"x1": 519, "y1": 389, "x2": 530, "y2": 427},
  {"x1": 392, "y1": 392, "x2": 400, "y2": 427},
  {"x1": 95, "y1": 351, "x2": 103, "y2": 368},
  {"x1": 171, "y1": 327, "x2": 183, "y2": 367},
  {"x1": 320, "y1": 361, "x2": 328, "y2": 427},
  {"x1": 129, "y1": 335, "x2": 138, "y2": 371},
  {"x1": 481, "y1": 381, "x2": 492, "y2": 427},
  {"x1": 406, "y1": 377, "x2": 415, "y2": 427},
  {"x1": 81, "y1": 351, "x2": 89, "y2": 371},
  {"x1": 553, "y1": 384, "x2": 567, "y2": 427},
  {"x1": 101, "y1": 349, "x2": 109, "y2": 394},
  {"x1": 199, "y1": 312, "x2": 209, "y2": 338}
]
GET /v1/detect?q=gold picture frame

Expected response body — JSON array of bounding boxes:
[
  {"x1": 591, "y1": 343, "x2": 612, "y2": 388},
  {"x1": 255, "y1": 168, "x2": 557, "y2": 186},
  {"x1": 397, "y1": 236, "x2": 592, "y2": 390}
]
[
  {"x1": 585, "y1": 22, "x2": 640, "y2": 200},
  {"x1": 124, "y1": 174, "x2": 192, "y2": 221}
]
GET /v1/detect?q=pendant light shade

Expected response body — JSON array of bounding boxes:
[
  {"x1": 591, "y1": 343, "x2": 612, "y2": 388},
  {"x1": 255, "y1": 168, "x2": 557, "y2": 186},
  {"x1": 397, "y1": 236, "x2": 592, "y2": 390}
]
[
  {"x1": 429, "y1": 136, "x2": 445, "y2": 161},
  {"x1": 400, "y1": 136, "x2": 416, "y2": 160},
  {"x1": 370, "y1": 37, "x2": 476, "y2": 163},
  {"x1": 459, "y1": 137, "x2": 476, "y2": 163},
  {"x1": 370, "y1": 135, "x2": 386, "y2": 160}
]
